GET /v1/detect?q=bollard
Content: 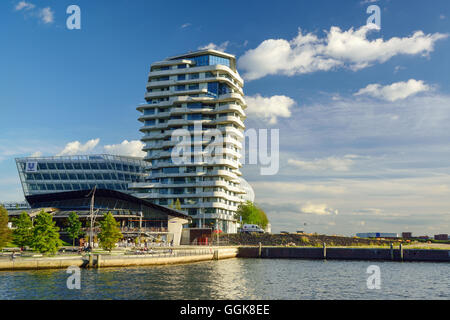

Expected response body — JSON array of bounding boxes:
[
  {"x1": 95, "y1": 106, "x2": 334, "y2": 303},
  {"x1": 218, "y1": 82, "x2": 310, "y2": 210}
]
[
  {"x1": 323, "y1": 243, "x2": 327, "y2": 259},
  {"x1": 97, "y1": 254, "x2": 101, "y2": 268},
  {"x1": 390, "y1": 243, "x2": 394, "y2": 260},
  {"x1": 258, "y1": 242, "x2": 262, "y2": 258},
  {"x1": 88, "y1": 254, "x2": 94, "y2": 268},
  {"x1": 399, "y1": 243, "x2": 403, "y2": 261}
]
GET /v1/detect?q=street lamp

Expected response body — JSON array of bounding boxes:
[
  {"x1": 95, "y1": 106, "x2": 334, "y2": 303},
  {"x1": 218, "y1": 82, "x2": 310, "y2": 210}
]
[{"x1": 86, "y1": 186, "x2": 99, "y2": 249}]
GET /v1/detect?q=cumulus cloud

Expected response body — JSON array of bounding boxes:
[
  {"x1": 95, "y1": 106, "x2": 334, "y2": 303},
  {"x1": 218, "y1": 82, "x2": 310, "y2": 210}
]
[
  {"x1": 198, "y1": 41, "x2": 230, "y2": 52},
  {"x1": 300, "y1": 202, "x2": 339, "y2": 216},
  {"x1": 39, "y1": 7, "x2": 54, "y2": 24},
  {"x1": 251, "y1": 181, "x2": 346, "y2": 195},
  {"x1": 14, "y1": 2, "x2": 54, "y2": 24},
  {"x1": 15, "y1": 1, "x2": 35, "y2": 11},
  {"x1": 245, "y1": 94, "x2": 296, "y2": 124},
  {"x1": 288, "y1": 155, "x2": 357, "y2": 172},
  {"x1": 238, "y1": 25, "x2": 448, "y2": 80},
  {"x1": 354, "y1": 79, "x2": 431, "y2": 102},
  {"x1": 30, "y1": 151, "x2": 43, "y2": 157},
  {"x1": 57, "y1": 139, "x2": 100, "y2": 156},
  {"x1": 103, "y1": 140, "x2": 145, "y2": 157}
]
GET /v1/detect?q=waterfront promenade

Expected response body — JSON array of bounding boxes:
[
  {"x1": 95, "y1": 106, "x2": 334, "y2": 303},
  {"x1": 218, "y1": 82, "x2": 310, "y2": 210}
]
[
  {"x1": 0, "y1": 247, "x2": 238, "y2": 271},
  {"x1": 1, "y1": 244, "x2": 449, "y2": 271}
]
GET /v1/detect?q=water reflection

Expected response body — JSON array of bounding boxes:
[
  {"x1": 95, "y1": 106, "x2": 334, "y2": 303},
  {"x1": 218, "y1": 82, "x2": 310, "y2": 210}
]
[{"x1": 0, "y1": 259, "x2": 449, "y2": 300}]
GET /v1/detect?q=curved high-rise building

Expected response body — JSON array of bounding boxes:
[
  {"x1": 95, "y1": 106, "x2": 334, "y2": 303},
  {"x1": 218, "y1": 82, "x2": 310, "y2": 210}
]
[{"x1": 131, "y1": 49, "x2": 248, "y2": 233}]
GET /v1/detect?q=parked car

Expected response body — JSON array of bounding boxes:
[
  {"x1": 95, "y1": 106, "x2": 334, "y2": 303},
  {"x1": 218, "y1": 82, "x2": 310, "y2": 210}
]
[{"x1": 239, "y1": 224, "x2": 265, "y2": 234}]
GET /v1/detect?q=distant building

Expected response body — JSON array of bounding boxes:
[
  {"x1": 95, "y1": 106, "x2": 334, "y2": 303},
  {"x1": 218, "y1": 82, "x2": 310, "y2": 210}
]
[
  {"x1": 356, "y1": 232, "x2": 399, "y2": 238},
  {"x1": 402, "y1": 232, "x2": 413, "y2": 238},
  {"x1": 434, "y1": 234, "x2": 449, "y2": 241},
  {"x1": 15, "y1": 154, "x2": 147, "y2": 197},
  {"x1": 1, "y1": 202, "x2": 30, "y2": 211}
]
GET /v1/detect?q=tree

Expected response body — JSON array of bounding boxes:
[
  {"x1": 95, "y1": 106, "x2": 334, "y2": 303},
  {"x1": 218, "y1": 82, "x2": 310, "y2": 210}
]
[
  {"x1": 98, "y1": 212, "x2": 123, "y2": 252},
  {"x1": 175, "y1": 198, "x2": 182, "y2": 211},
  {"x1": 31, "y1": 211, "x2": 63, "y2": 255},
  {"x1": 0, "y1": 205, "x2": 12, "y2": 250},
  {"x1": 235, "y1": 201, "x2": 269, "y2": 229},
  {"x1": 12, "y1": 212, "x2": 34, "y2": 250},
  {"x1": 67, "y1": 212, "x2": 83, "y2": 247}
]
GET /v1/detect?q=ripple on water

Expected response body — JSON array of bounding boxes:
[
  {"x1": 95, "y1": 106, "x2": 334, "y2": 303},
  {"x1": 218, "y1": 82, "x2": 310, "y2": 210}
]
[{"x1": 0, "y1": 259, "x2": 449, "y2": 300}]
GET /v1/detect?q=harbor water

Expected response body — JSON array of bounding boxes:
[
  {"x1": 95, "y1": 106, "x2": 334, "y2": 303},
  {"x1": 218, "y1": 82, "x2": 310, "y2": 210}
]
[{"x1": 0, "y1": 258, "x2": 449, "y2": 300}]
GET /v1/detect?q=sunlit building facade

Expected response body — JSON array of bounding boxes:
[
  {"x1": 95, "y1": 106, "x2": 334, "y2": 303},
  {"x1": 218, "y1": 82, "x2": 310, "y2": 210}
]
[
  {"x1": 130, "y1": 49, "x2": 248, "y2": 233},
  {"x1": 16, "y1": 154, "x2": 146, "y2": 197}
]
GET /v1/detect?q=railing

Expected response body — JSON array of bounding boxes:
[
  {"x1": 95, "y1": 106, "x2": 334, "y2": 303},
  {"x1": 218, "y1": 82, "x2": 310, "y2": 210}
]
[
  {"x1": 122, "y1": 248, "x2": 214, "y2": 258},
  {"x1": 72, "y1": 227, "x2": 169, "y2": 234}
]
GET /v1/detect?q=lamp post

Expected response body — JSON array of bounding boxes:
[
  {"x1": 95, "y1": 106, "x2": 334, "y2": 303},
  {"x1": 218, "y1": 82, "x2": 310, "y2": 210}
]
[{"x1": 87, "y1": 186, "x2": 97, "y2": 249}]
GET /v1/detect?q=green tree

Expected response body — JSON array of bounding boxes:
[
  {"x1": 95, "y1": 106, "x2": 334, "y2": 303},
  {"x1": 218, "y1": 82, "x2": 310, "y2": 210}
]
[
  {"x1": 235, "y1": 201, "x2": 269, "y2": 229},
  {"x1": 12, "y1": 212, "x2": 34, "y2": 250},
  {"x1": 175, "y1": 198, "x2": 182, "y2": 211},
  {"x1": 98, "y1": 212, "x2": 123, "y2": 252},
  {"x1": 67, "y1": 212, "x2": 83, "y2": 247},
  {"x1": 0, "y1": 205, "x2": 12, "y2": 250},
  {"x1": 31, "y1": 211, "x2": 63, "y2": 255}
]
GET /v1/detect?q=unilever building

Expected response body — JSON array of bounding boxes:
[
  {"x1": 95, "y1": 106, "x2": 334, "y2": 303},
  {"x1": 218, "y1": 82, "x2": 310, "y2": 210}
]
[{"x1": 15, "y1": 154, "x2": 147, "y2": 197}]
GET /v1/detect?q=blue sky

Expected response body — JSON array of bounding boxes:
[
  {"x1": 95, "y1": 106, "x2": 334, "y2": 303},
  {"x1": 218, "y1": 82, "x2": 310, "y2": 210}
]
[{"x1": 1, "y1": 0, "x2": 450, "y2": 235}]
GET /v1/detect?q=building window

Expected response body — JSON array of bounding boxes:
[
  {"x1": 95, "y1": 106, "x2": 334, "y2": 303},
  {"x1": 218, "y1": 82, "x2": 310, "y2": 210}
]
[{"x1": 188, "y1": 114, "x2": 202, "y2": 120}]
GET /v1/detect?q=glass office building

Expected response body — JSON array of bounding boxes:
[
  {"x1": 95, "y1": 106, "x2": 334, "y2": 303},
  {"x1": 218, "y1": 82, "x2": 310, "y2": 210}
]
[
  {"x1": 16, "y1": 154, "x2": 147, "y2": 197},
  {"x1": 131, "y1": 49, "x2": 249, "y2": 233}
]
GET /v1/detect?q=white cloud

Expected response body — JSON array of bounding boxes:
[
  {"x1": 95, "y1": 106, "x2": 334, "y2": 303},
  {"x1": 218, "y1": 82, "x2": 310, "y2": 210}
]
[
  {"x1": 354, "y1": 79, "x2": 431, "y2": 102},
  {"x1": 238, "y1": 25, "x2": 448, "y2": 80},
  {"x1": 181, "y1": 23, "x2": 191, "y2": 29},
  {"x1": 103, "y1": 140, "x2": 145, "y2": 157},
  {"x1": 251, "y1": 181, "x2": 346, "y2": 195},
  {"x1": 15, "y1": 1, "x2": 35, "y2": 11},
  {"x1": 14, "y1": 2, "x2": 54, "y2": 24},
  {"x1": 198, "y1": 41, "x2": 230, "y2": 52},
  {"x1": 39, "y1": 7, "x2": 54, "y2": 24},
  {"x1": 288, "y1": 155, "x2": 356, "y2": 172},
  {"x1": 245, "y1": 94, "x2": 296, "y2": 124},
  {"x1": 30, "y1": 151, "x2": 42, "y2": 157},
  {"x1": 57, "y1": 139, "x2": 100, "y2": 156},
  {"x1": 300, "y1": 202, "x2": 339, "y2": 216}
]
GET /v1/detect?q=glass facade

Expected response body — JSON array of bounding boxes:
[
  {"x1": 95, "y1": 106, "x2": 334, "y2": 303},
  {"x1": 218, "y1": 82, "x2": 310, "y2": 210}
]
[
  {"x1": 178, "y1": 55, "x2": 231, "y2": 68},
  {"x1": 16, "y1": 154, "x2": 147, "y2": 197}
]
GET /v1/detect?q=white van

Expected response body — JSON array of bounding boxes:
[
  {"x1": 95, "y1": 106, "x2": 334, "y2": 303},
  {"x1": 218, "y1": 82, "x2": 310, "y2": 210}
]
[{"x1": 240, "y1": 224, "x2": 265, "y2": 234}]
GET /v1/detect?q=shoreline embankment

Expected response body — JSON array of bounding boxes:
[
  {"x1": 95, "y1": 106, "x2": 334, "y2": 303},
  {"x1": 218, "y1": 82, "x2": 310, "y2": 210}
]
[
  {"x1": 0, "y1": 248, "x2": 238, "y2": 271},
  {"x1": 238, "y1": 246, "x2": 450, "y2": 262},
  {"x1": 1, "y1": 245, "x2": 449, "y2": 271}
]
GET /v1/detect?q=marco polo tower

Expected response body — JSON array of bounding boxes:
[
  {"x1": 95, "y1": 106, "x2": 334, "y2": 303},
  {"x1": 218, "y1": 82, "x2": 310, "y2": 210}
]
[{"x1": 131, "y1": 49, "x2": 249, "y2": 233}]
